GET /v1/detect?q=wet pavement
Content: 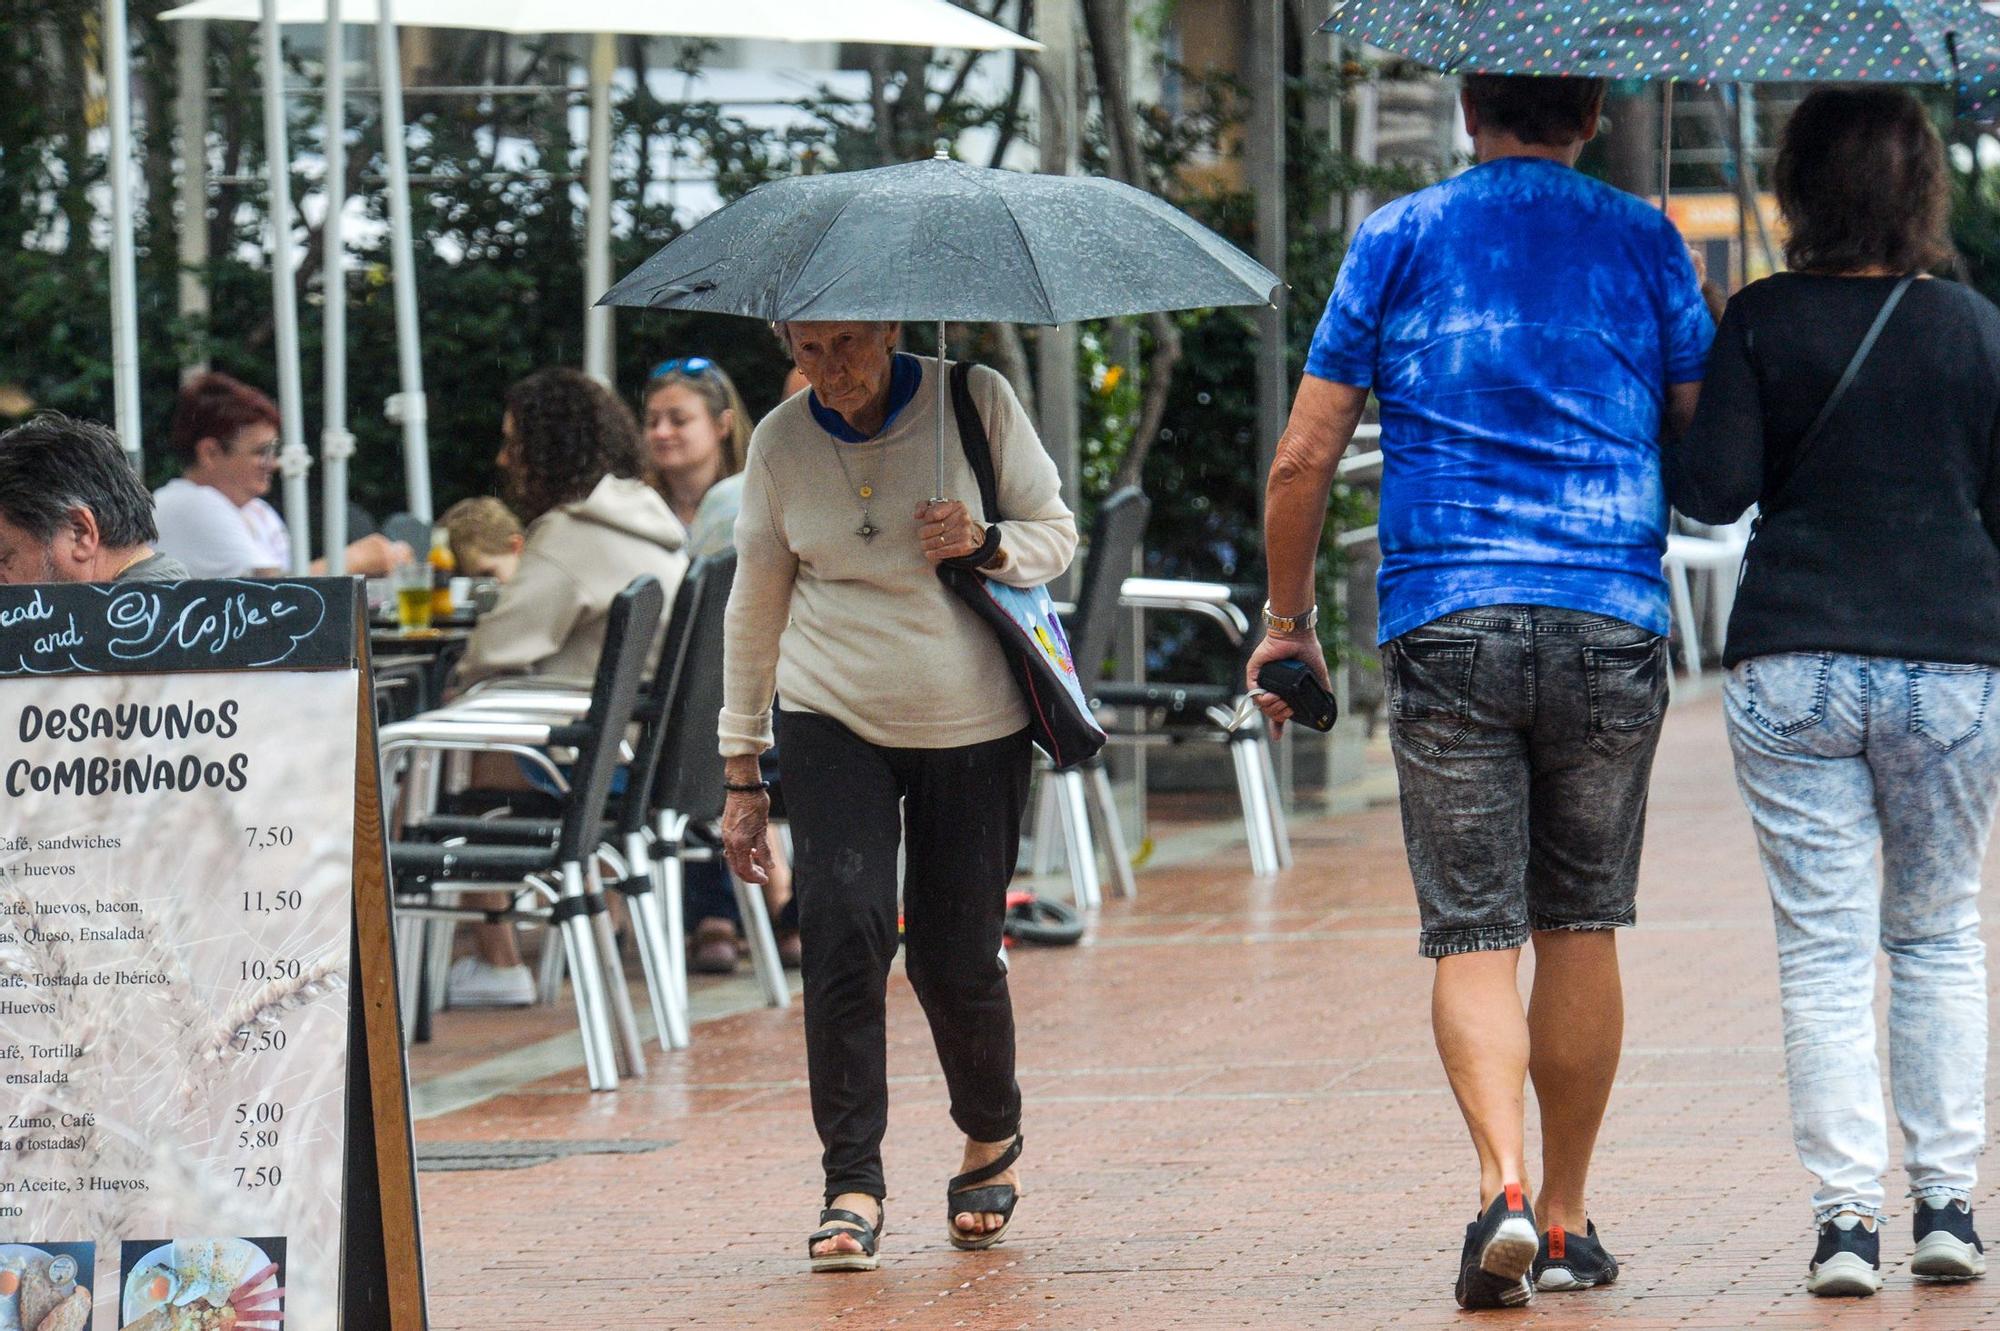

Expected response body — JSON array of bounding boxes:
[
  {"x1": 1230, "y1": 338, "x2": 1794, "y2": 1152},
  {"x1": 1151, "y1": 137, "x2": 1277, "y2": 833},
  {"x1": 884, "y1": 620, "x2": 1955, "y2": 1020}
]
[{"x1": 407, "y1": 690, "x2": 2000, "y2": 1328}]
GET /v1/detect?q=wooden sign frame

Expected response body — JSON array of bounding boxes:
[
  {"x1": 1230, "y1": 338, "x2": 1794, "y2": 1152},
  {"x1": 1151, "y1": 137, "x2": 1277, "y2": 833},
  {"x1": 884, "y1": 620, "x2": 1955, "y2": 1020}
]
[{"x1": 0, "y1": 576, "x2": 426, "y2": 1330}]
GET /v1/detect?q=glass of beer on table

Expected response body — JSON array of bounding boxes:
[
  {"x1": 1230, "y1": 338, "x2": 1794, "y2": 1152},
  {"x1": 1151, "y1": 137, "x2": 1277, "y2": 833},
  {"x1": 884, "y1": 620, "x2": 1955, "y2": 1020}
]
[{"x1": 393, "y1": 557, "x2": 434, "y2": 632}]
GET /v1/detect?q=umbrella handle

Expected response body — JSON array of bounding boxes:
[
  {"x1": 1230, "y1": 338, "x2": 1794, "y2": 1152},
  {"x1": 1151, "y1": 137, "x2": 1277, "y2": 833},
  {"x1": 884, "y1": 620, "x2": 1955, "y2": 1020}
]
[{"x1": 934, "y1": 318, "x2": 947, "y2": 503}]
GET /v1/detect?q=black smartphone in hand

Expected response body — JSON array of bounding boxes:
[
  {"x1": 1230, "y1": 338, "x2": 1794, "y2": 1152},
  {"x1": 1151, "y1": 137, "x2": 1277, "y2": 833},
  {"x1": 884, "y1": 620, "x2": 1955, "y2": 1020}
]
[{"x1": 1256, "y1": 659, "x2": 1339, "y2": 733}]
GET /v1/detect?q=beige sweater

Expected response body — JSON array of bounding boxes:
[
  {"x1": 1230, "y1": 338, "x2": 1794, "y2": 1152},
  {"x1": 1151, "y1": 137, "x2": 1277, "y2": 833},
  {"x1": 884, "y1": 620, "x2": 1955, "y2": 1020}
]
[
  {"x1": 720, "y1": 360, "x2": 1078, "y2": 755},
  {"x1": 456, "y1": 474, "x2": 689, "y2": 689}
]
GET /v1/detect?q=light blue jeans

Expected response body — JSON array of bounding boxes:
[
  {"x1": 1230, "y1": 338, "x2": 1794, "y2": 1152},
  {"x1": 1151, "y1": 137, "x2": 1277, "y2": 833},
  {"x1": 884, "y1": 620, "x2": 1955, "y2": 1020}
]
[{"x1": 1726, "y1": 653, "x2": 2000, "y2": 1223}]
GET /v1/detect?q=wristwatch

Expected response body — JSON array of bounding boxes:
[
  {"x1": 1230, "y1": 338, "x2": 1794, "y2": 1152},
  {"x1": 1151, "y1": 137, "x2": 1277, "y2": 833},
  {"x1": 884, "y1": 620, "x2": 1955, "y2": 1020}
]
[{"x1": 1262, "y1": 601, "x2": 1318, "y2": 636}]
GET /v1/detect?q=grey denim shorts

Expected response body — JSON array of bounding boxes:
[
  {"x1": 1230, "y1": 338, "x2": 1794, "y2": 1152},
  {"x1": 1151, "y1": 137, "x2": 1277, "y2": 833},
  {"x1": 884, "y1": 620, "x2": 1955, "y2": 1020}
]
[{"x1": 1382, "y1": 604, "x2": 1669, "y2": 958}]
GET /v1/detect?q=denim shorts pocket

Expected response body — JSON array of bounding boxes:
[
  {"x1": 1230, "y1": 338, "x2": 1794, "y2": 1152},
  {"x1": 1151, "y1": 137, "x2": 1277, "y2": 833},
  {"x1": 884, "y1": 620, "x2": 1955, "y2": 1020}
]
[
  {"x1": 1583, "y1": 637, "x2": 1667, "y2": 756},
  {"x1": 1908, "y1": 662, "x2": 1994, "y2": 753},
  {"x1": 1736, "y1": 652, "x2": 1834, "y2": 738},
  {"x1": 1388, "y1": 636, "x2": 1477, "y2": 756}
]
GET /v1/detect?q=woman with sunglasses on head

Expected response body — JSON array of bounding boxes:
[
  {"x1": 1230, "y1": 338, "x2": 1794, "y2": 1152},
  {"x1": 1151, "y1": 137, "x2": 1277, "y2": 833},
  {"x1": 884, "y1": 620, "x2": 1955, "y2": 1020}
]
[
  {"x1": 645, "y1": 356, "x2": 751, "y2": 561},
  {"x1": 641, "y1": 356, "x2": 798, "y2": 973},
  {"x1": 1670, "y1": 88, "x2": 2000, "y2": 1297}
]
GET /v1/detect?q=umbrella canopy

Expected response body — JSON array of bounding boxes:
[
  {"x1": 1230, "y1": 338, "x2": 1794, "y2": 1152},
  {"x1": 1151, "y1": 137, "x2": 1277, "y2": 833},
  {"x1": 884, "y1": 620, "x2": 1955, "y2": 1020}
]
[
  {"x1": 598, "y1": 155, "x2": 1280, "y2": 324},
  {"x1": 160, "y1": 0, "x2": 1038, "y2": 45},
  {"x1": 1320, "y1": 0, "x2": 2000, "y2": 108}
]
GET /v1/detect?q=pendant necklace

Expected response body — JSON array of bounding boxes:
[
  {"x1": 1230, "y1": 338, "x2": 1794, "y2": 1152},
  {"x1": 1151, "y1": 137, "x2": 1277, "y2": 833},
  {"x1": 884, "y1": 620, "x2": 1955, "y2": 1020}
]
[{"x1": 826, "y1": 440, "x2": 879, "y2": 542}]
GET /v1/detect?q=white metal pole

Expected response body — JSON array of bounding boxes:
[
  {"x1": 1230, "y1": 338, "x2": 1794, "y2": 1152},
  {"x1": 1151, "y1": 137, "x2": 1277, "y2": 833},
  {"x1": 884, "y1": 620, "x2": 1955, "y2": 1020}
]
[
  {"x1": 176, "y1": 18, "x2": 211, "y2": 381},
  {"x1": 104, "y1": 0, "x2": 143, "y2": 467},
  {"x1": 375, "y1": 0, "x2": 433, "y2": 522},
  {"x1": 583, "y1": 31, "x2": 616, "y2": 384},
  {"x1": 322, "y1": 0, "x2": 352, "y2": 574},
  {"x1": 260, "y1": 0, "x2": 312, "y2": 572}
]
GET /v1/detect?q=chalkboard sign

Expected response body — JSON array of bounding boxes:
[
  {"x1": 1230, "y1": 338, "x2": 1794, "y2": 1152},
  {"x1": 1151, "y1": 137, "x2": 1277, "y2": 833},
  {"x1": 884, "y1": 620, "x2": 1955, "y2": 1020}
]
[{"x1": 0, "y1": 579, "x2": 425, "y2": 1331}]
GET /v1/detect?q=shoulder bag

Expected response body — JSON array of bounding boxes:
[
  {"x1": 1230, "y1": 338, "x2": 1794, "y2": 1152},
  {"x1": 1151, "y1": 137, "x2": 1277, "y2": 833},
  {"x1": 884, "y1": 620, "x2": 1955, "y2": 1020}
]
[{"x1": 936, "y1": 362, "x2": 1106, "y2": 770}]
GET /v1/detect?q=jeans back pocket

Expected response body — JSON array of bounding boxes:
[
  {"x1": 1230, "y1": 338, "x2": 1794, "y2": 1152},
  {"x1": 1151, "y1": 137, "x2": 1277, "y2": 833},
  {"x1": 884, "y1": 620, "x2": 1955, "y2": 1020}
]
[
  {"x1": 1583, "y1": 638, "x2": 1667, "y2": 756},
  {"x1": 1909, "y1": 662, "x2": 1994, "y2": 753},
  {"x1": 1388, "y1": 636, "x2": 1477, "y2": 756},
  {"x1": 1735, "y1": 652, "x2": 1834, "y2": 738}
]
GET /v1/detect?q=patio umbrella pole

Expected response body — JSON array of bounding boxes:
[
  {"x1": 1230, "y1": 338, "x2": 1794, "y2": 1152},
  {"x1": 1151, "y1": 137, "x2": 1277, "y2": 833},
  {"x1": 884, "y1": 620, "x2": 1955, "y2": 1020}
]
[
  {"x1": 103, "y1": 0, "x2": 143, "y2": 469},
  {"x1": 322, "y1": 0, "x2": 352, "y2": 575},
  {"x1": 1658, "y1": 79, "x2": 1676, "y2": 210},
  {"x1": 374, "y1": 0, "x2": 433, "y2": 522},
  {"x1": 260, "y1": 0, "x2": 313, "y2": 573},
  {"x1": 935, "y1": 318, "x2": 946, "y2": 502},
  {"x1": 583, "y1": 32, "x2": 616, "y2": 383}
]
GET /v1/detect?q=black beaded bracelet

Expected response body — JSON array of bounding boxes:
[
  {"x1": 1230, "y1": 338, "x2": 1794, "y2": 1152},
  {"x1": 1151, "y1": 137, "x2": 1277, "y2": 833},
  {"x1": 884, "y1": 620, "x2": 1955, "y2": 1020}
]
[{"x1": 723, "y1": 780, "x2": 769, "y2": 794}]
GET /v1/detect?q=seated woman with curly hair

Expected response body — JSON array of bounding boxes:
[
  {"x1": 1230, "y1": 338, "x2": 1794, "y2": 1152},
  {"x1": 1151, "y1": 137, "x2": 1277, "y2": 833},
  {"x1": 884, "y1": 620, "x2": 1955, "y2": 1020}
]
[
  {"x1": 456, "y1": 367, "x2": 688, "y2": 689},
  {"x1": 444, "y1": 369, "x2": 689, "y2": 1009}
]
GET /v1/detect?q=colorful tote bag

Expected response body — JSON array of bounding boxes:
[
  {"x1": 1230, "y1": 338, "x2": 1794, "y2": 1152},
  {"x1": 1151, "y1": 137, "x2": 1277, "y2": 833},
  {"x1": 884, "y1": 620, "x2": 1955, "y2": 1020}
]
[{"x1": 936, "y1": 362, "x2": 1106, "y2": 770}]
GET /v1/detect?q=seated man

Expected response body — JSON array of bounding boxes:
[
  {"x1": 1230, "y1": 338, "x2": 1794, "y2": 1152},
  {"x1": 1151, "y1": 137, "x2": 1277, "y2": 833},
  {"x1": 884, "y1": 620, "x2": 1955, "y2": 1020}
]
[
  {"x1": 155, "y1": 372, "x2": 409, "y2": 577},
  {"x1": 0, "y1": 413, "x2": 188, "y2": 584}
]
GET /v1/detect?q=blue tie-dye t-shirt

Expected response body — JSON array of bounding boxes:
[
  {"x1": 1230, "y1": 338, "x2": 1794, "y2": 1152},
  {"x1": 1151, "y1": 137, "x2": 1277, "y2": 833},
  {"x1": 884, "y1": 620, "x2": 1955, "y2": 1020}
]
[{"x1": 1306, "y1": 157, "x2": 1713, "y2": 644}]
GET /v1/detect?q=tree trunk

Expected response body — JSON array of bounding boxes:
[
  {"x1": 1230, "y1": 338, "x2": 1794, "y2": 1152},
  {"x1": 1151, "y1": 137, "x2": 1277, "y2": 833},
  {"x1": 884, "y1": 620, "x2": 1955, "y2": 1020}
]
[{"x1": 1081, "y1": 0, "x2": 1179, "y2": 493}]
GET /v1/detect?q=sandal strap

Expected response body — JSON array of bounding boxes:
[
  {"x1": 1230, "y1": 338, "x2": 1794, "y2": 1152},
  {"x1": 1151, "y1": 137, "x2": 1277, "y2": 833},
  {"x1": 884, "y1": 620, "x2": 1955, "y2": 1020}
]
[
  {"x1": 947, "y1": 1183, "x2": 1018, "y2": 1220},
  {"x1": 947, "y1": 1132, "x2": 1024, "y2": 1192},
  {"x1": 808, "y1": 1204, "x2": 883, "y2": 1257}
]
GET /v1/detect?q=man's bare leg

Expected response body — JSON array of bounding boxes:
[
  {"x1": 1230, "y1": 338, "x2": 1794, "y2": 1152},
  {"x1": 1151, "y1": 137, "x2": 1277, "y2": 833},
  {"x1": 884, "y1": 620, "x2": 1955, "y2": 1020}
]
[
  {"x1": 1434, "y1": 946, "x2": 1532, "y2": 1207},
  {"x1": 1528, "y1": 929, "x2": 1624, "y2": 1234}
]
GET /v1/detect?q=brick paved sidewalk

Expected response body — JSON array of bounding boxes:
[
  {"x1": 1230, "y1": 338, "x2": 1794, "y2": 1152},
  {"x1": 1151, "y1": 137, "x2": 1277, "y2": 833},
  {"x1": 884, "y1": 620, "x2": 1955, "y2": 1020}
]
[{"x1": 409, "y1": 692, "x2": 2000, "y2": 1329}]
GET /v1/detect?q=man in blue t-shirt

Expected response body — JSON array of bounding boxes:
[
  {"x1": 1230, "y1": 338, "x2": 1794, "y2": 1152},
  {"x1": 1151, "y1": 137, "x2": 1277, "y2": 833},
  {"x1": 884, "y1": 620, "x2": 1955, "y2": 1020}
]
[{"x1": 1248, "y1": 76, "x2": 1711, "y2": 1310}]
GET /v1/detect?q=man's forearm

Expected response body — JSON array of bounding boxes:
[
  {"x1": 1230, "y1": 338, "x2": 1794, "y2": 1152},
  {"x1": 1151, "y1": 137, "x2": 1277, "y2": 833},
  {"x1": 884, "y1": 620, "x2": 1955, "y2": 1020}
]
[{"x1": 1263, "y1": 377, "x2": 1370, "y2": 616}]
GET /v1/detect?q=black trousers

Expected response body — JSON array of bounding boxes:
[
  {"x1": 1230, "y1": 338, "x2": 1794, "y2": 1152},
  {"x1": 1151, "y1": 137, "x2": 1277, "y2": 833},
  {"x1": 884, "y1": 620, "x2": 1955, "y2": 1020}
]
[{"x1": 776, "y1": 708, "x2": 1030, "y2": 1203}]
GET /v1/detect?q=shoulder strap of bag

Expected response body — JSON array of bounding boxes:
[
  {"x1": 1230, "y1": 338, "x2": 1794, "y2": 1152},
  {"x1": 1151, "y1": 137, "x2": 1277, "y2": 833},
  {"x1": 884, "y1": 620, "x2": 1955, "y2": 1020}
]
[
  {"x1": 946, "y1": 361, "x2": 1005, "y2": 568},
  {"x1": 1768, "y1": 274, "x2": 1915, "y2": 502}
]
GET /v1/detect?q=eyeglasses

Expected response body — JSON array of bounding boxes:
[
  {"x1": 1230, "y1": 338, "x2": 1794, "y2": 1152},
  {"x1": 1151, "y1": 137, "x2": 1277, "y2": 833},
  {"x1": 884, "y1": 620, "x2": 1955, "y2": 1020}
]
[
  {"x1": 649, "y1": 356, "x2": 718, "y2": 380},
  {"x1": 237, "y1": 440, "x2": 281, "y2": 461}
]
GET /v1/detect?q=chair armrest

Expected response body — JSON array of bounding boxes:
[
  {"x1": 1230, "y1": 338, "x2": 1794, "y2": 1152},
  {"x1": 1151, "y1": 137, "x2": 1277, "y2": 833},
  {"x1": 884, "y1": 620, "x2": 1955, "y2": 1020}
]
[
  {"x1": 442, "y1": 692, "x2": 594, "y2": 720},
  {"x1": 1117, "y1": 576, "x2": 1250, "y2": 644}
]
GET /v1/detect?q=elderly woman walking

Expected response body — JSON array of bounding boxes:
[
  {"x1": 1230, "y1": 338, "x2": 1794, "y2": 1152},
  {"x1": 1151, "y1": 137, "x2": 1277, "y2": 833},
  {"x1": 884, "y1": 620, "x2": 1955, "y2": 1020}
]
[
  {"x1": 1671, "y1": 89, "x2": 2000, "y2": 1298},
  {"x1": 718, "y1": 322, "x2": 1077, "y2": 1272}
]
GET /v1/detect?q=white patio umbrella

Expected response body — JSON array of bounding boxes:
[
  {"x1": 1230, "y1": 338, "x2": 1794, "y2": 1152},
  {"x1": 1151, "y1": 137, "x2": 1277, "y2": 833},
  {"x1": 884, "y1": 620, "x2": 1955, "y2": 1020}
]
[{"x1": 156, "y1": 0, "x2": 1036, "y2": 569}]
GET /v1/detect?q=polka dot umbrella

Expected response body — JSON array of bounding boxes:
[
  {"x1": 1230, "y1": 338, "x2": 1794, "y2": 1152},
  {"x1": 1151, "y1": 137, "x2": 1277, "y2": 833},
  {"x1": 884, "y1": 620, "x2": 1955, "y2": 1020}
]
[
  {"x1": 1321, "y1": 0, "x2": 2000, "y2": 97},
  {"x1": 1322, "y1": 0, "x2": 2000, "y2": 203}
]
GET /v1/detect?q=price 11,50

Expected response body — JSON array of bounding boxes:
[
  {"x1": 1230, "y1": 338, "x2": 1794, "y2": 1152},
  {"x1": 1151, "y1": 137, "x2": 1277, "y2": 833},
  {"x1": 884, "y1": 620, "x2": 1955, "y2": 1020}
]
[{"x1": 241, "y1": 889, "x2": 302, "y2": 915}]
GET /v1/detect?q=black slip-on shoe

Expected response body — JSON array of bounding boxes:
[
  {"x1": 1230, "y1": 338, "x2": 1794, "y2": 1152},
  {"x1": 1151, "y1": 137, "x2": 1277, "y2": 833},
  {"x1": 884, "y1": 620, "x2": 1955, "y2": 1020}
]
[
  {"x1": 1808, "y1": 1212, "x2": 1882, "y2": 1297},
  {"x1": 1912, "y1": 1200, "x2": 1986, "y2": 1282},
  {"x1": 1454, "y1": 1184, "x2": 1537, "y2": 1310},
  {"x1": 1534, "y1": 1220, "x2": 1620, "y2": 1291}
]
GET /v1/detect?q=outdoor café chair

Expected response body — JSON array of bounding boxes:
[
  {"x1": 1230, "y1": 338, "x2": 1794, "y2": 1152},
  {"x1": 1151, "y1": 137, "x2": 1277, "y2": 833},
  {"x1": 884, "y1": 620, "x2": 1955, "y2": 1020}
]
[
  {"x1": 378, "y1": 575, "x2": 663, "y2": 1093},
  {"x1": 1029, "y1": 486, "x2": 1152, "y2": 909},
  {"x1": 409, "y1": 565, "x2": 716, "y2": 1053},
  {"x1": 645, "y1": 552, "x2": 791, "y2": 1012},
  {"x1": 417, "y1": 553, "x2": 790, "y2": 1026}
]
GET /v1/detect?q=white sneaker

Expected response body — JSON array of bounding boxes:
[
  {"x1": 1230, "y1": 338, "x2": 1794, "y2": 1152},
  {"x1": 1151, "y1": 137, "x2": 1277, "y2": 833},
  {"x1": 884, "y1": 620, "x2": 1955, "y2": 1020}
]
[{"x1": 446, "y1": 957, "x2": 535, "y2": 1008}]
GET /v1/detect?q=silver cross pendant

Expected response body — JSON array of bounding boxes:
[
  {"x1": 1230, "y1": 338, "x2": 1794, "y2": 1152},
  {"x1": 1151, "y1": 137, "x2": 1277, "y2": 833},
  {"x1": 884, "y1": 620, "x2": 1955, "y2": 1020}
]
[{"x1": 856, "y1": 521, "x2": 879, "y2": 542}]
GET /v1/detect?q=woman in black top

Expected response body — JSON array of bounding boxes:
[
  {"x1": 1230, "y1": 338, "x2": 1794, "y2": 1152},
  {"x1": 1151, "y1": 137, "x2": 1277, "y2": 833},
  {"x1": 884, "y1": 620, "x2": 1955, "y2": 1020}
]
[{"x1": 1670, "y1": 88, "x2": 2000, "y2": 1299}]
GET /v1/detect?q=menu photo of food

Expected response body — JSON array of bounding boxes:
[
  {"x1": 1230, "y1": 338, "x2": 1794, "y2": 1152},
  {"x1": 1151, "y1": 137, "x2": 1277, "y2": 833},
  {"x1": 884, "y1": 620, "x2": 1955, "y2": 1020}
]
[
  {"x1": 117, "y1": 1239, "x2": 284, "y2": 1331},
  {"x1": 0, "y1": 1243, "x2": 94, "y2": 1331}
]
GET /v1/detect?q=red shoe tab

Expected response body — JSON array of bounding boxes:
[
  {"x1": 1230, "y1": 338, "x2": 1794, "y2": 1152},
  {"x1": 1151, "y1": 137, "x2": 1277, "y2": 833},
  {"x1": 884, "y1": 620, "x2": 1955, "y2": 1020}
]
[
  {"x1": 1504, "y1": 1183, "x2": 1524, "y2": 1211},
  {"x1": 1548, "y1": 1226, "x2": 1566, "y2": 1260}
]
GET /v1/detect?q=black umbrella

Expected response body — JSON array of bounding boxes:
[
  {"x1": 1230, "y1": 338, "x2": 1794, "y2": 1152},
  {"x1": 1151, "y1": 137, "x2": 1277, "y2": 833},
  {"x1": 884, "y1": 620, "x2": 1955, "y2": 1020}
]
[{"x1": 599, "y1": 152, "x2": 1280, "y2": 495}]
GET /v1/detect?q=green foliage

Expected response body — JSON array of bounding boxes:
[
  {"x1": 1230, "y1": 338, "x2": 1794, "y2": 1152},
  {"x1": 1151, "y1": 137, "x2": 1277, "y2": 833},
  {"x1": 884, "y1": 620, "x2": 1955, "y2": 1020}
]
[{"x1": 1, "y1": 3, "x2": 1402, "y2": 649}]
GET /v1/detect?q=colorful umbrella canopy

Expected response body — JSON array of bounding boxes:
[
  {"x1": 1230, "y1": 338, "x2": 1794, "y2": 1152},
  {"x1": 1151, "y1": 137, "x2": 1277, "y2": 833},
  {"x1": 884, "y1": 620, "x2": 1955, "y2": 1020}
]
[{"x1": 1320, "y1": 0, "x2": 2000, "y2": 114}]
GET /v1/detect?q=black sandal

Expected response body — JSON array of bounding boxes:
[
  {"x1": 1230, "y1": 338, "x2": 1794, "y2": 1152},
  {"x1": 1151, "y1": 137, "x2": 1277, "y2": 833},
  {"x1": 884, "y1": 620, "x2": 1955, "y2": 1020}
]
[
  {"x1": 808, "y1": 1201, "x2": 885, "y2": 1273},
  {"x1": 946, "y1": 1133, "x2": 1023, "y2": 1251}
]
